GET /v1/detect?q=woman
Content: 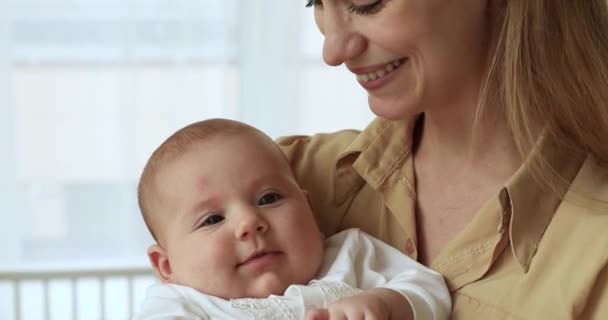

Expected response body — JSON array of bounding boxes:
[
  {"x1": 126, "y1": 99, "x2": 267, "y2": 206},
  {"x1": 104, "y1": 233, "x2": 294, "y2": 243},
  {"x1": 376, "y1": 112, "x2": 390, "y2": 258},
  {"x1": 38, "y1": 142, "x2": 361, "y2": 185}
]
[{"x1": 279, "y1": 0, "x2": 608, "y2": 318}]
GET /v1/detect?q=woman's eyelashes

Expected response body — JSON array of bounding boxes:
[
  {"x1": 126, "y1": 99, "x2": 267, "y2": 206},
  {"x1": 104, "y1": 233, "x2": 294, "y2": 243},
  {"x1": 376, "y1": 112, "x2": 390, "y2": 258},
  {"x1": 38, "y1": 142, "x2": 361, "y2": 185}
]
[
  {"x1": 257, "y1": 192, "x2": 283, "y2": 206},
  {"x1": 306, "y1": 0, "x2": 385, "y2": 16},
  {"x1": 348, "y1": 0, "x2": 385, "y2": 15},
  {"x1": 305, "y1": 0, "x2": 321, "y2": 8}
]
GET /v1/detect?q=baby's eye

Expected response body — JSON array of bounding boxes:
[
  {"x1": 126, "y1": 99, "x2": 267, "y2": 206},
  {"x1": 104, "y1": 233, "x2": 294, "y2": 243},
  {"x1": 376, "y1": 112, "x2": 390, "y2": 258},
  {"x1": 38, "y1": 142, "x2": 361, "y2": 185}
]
[
  {"x1": 258, "y1": 192, "x2": 283, "y2": 206},
  {"x1": 201, "y1": 214, "x2": 224, "y2": 227}
]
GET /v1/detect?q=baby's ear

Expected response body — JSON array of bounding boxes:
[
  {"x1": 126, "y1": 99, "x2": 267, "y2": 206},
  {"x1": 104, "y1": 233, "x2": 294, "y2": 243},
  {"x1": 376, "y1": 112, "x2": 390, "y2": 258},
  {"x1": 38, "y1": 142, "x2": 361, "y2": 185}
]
[{"x1": 147, "y1": 244, "x2": 173, "y2": 283}]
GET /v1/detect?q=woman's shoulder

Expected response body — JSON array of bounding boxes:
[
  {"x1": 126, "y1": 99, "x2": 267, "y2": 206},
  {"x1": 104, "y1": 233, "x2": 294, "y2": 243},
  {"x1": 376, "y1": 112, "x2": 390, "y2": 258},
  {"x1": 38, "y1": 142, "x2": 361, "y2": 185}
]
[
  {"x1": 275, "y1": 119, "x2": 376, "y2": 190},
  {"x1": 276, "y1": 129, "x2": 364, "y2": 234},
  {"x1": 276, "y1": 117, "x2": 411, "y2": 170},
  {"x1": 276, "y1": 128, "x2": 362, "y2": 159},
  {"x1": 276, "y1": 128, "x2": 362, "y2": 193},
  {"x1": 568, "y1": 155, "x2": 608, "y2": 215},
  {"x1": 553, "y1": 155, "x2": 608, "y2": 263}
]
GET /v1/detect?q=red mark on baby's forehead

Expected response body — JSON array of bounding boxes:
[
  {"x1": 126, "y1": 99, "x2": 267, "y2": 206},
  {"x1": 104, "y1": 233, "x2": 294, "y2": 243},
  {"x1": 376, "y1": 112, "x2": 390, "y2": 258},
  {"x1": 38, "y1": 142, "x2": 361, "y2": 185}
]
[{"x1": 196, "y1": 177, "x2": 211, "y2": 192}]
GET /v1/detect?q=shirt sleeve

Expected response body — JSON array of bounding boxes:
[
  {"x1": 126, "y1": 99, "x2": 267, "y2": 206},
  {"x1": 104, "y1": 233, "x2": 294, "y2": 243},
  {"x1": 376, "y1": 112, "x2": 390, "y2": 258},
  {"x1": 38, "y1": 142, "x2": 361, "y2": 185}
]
[
  {"x1": 580, "y1": 262, "x2": 608, "y2": 319},
  {"x1": 133, "y1": 284, "x2": 210, "y2": 320},
  {"x1": 326, "y1": 229, "x2": 452, "y2": 320},
  {"x1": 276, "y1": 131, "x2": 359, "y2": 236}
]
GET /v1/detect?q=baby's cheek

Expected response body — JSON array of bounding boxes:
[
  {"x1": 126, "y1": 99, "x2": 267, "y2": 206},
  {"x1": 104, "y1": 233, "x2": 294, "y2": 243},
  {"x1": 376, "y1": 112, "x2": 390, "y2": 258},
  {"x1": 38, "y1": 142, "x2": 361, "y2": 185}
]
[
  {"x1": 193, "y1": 248, "x2": 238, "y2": 297},
  {"x1": 189, "y1": 246, "x2": 224, "y2": 282},
  {"x1": 206, "y1": 246, "x2": 234, "y2": 270}
]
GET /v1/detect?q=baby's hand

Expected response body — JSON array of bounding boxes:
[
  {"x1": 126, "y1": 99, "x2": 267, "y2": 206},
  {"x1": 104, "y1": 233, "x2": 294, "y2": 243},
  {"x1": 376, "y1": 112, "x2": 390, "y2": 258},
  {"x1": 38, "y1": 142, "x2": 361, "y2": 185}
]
[{"x1": 305, "y1": 288, "x2": 412, "y2": 320}]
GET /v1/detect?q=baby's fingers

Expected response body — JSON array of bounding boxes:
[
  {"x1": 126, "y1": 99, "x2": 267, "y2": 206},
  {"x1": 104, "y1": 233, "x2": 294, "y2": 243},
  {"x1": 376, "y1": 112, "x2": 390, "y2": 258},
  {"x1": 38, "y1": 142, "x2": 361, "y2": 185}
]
[{"x1": 305, "y1": 308, "x2": 330, "y2": 320}]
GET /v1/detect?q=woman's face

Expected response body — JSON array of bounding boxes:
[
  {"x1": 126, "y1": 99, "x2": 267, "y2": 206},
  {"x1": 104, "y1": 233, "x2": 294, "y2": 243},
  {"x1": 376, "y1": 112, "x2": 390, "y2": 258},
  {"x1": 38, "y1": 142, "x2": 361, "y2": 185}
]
[{"x1": 312, "y1": 0, "x2": 491, "y2": 120}]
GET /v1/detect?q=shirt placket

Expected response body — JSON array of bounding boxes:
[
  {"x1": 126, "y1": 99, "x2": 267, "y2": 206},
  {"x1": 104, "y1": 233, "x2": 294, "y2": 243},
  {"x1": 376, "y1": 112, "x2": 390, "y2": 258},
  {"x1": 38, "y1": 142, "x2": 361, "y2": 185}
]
[{"x1": 430, "y1": 190, "x2": 512, "y2": 291}]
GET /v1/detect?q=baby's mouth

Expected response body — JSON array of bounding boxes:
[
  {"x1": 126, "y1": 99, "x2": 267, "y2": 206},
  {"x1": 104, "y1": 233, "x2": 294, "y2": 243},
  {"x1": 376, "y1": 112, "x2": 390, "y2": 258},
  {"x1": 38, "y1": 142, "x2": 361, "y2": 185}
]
[{"x1": 237, "y1": 250, "x2": 282, "y2": 268}]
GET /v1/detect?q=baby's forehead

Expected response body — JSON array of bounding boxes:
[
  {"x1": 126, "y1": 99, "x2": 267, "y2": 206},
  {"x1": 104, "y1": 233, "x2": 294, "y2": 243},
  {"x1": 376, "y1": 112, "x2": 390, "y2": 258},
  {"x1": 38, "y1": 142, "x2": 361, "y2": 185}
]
[
  {"x1": 202, "y1": 131, "x2": 287, "y2": 163},
  {"x1": 160, "y1": 132, "x2": 289, "y2": 180},
  {"x1": 154, "y1": 131, "x2": 293, "y2": 195}
]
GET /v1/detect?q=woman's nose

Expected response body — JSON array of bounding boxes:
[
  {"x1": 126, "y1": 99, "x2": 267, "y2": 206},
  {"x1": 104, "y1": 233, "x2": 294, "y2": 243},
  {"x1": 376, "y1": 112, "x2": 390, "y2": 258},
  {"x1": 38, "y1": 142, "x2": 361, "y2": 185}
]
[
  {"x1": 235, "y1": 208, "x2": 269, "y2": 240},
  {"x1": 318, "y1": 10, "x2": 366, "y2": 66}
]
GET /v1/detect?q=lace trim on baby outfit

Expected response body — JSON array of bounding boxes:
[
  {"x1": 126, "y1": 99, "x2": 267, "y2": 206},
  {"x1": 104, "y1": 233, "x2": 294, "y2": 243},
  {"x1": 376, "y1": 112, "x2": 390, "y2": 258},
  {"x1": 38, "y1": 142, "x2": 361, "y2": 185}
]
[
  {"x1": 230, "y1": 281, "x2": 361, "y2": 319},
  {"x1": 309, "y1": 280, "x2": 362, "y2": 305},
  {"x1": 231, "y1": 298, "x2": 297, "y2": 320}
]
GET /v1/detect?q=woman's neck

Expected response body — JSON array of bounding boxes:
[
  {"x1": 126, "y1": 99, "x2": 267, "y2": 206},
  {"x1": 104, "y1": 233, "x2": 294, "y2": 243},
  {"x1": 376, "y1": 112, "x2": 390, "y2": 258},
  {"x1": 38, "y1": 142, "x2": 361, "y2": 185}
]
[{"x1": 414, "y1": 100, "x2": 522, "y2": 181}]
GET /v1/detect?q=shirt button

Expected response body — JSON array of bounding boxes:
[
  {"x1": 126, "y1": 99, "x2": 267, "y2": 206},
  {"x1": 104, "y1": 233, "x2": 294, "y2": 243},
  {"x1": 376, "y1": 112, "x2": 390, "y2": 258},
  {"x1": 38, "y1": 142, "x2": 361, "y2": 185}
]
[{"x1": 404, "y1": 238, "x2": 416, "y2": 256}]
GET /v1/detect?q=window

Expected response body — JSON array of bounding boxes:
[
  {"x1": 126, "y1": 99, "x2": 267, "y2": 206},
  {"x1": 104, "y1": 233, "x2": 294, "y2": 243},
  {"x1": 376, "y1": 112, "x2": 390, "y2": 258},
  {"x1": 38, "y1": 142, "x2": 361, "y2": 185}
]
[{"x1": 0, "y1": 0, "x2": 372, "y2": 272}]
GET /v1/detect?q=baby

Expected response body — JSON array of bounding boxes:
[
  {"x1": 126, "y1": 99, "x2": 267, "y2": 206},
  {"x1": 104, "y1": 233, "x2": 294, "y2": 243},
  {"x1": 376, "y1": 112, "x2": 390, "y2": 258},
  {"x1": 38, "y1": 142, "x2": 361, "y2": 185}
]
[{"x1": 134, "y1": 119, "x2": 450, "y2": 320}]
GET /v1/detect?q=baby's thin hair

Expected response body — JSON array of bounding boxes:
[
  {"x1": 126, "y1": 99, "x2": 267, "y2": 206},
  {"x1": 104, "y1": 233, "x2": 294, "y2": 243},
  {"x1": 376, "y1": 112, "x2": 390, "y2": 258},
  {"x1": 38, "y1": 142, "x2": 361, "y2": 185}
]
[{"x1": 137, "y1": 118, "x2": 271, "y2": 243}]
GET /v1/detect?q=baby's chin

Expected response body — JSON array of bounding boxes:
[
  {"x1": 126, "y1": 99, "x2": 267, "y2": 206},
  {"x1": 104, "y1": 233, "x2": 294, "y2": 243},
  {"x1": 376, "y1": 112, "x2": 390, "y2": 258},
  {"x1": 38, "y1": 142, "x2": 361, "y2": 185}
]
[
  {"x1": 247, "y1": 277, "x2": 292, "y2": 298},
  {"x1": 195, "y1": 279, "x2": 291, "y2": 300},
  {"x1": 244, "y1": 273, "x2": 313, "y2": 299},
  {"x1": 199, "y1": 271, "x2": 318, "y2": 300}
]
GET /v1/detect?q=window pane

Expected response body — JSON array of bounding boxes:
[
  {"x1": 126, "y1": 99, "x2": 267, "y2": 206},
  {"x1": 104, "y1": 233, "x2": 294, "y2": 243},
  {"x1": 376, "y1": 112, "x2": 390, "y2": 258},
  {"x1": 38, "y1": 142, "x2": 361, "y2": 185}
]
[
  {"x1": 10, "y1": 0, "x2": 237, "y2": 64},
  {"x1": 0, "y1": 2, "x2": 376, "y2": 319}
]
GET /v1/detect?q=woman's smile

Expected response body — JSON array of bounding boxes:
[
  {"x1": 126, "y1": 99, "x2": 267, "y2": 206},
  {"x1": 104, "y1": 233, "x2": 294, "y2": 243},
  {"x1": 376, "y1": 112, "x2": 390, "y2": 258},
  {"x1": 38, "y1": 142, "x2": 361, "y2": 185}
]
[{"x1": 351, "y1": 58, "x2": 407, "y2": 91}]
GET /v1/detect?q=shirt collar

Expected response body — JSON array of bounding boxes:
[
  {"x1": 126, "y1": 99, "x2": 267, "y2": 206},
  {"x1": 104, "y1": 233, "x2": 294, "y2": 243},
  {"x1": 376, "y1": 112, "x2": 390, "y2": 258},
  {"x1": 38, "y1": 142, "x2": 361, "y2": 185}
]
[
  {"x1": 332, "y1": 116, "x2": 587, "y2": 272},
  {"x1": 333, "y1": 116, "x2": 419, "y2": 204},
  {"x1": 505, "y1": 132, "x2": 586, "y2": 271}
]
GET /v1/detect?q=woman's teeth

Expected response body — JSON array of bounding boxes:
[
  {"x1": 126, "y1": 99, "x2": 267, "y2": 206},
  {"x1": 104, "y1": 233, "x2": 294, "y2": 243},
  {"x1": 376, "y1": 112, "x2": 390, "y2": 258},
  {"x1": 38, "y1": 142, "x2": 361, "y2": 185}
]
[{"x1": 356, "y1": 59, "x2": 404, "y2": 82}]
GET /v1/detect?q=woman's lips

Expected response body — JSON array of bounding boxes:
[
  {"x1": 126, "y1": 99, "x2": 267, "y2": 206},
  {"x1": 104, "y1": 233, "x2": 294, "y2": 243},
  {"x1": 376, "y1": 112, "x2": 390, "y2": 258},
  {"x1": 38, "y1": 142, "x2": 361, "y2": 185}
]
[
  {"x1": 355, "y1": 59, "x2": 405, "y2": 82},
  {"x1": 353, "y1": 58, "x2": 407, "y2": 91}
]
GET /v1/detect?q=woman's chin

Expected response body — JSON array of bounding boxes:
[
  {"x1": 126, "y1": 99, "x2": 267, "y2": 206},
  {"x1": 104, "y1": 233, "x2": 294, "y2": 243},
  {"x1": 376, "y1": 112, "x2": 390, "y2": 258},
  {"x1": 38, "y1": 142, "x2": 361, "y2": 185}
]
[{"x1": 368, "y1": 95, "x2": 421, "y2": 121}]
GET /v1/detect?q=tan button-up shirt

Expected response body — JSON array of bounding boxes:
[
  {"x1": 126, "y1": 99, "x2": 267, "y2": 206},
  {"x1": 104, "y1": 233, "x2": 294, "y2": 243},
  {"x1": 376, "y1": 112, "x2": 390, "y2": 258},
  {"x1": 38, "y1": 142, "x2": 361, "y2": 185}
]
[{"x1": 278, "y1": 117, "x2": 608, "y2": 319}]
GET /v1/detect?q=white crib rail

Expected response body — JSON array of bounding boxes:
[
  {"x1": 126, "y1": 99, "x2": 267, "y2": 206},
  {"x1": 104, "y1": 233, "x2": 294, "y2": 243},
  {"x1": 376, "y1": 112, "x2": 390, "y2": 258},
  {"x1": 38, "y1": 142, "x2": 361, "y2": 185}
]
[{"x1": 0, "y1": 265, "x2": 155, "y2": 320}]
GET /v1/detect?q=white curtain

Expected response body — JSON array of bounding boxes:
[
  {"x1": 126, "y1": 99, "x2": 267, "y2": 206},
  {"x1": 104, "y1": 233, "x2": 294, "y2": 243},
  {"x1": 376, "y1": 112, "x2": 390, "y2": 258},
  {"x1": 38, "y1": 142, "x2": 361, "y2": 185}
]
[{"x1": 0, "y1": 0, "x2": 372, "y2": 271}]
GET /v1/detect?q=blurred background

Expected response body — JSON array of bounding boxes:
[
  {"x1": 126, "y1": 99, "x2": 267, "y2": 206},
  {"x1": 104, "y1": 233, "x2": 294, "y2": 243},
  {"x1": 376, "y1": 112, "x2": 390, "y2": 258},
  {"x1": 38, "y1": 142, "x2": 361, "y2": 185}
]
[{"x1": 0, "y1": 0, "x2": 373, "y2": 319}]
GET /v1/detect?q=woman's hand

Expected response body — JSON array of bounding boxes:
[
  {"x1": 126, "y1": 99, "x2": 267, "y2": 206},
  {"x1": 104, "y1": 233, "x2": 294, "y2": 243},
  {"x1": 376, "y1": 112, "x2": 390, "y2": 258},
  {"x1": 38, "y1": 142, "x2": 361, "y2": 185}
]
[{"x1": 304, "y1": 288, "x2": 413, "y2": 320}]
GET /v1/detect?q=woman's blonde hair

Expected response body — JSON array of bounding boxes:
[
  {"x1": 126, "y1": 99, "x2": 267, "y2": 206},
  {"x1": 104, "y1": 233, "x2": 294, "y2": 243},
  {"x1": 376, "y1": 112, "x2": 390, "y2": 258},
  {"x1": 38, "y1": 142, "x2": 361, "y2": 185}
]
[{"x1": 482, "y1": 0, "x2": 608, "y2": 193}]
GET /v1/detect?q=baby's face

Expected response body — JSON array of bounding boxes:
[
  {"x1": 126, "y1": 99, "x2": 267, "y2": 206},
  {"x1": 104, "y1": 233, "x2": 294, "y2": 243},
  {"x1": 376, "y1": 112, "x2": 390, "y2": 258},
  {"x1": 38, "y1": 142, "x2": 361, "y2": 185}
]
[{"x1": 155, "y1": 133, "x2": 324, "y2": 299}]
